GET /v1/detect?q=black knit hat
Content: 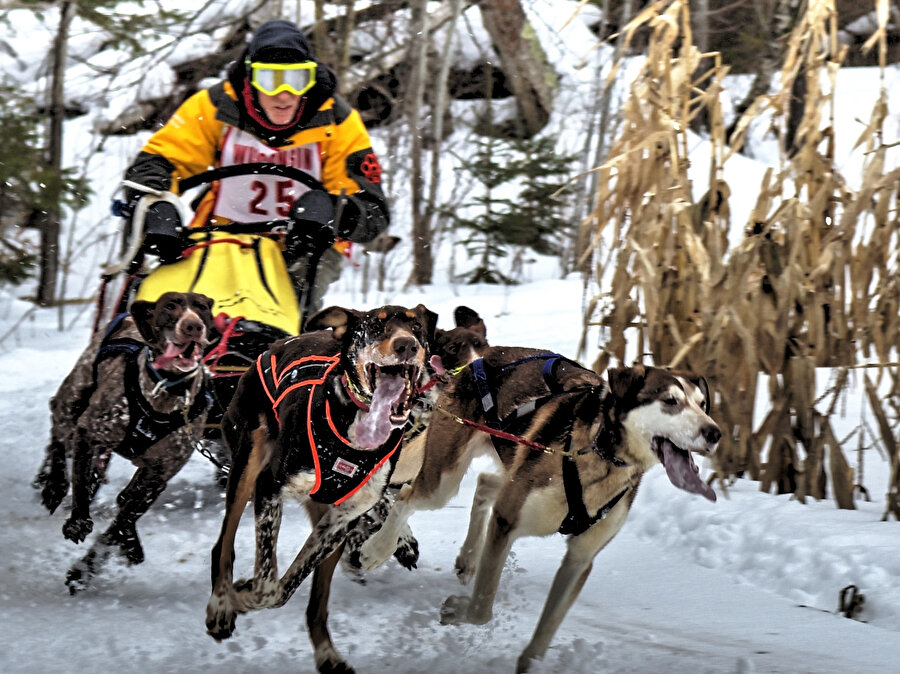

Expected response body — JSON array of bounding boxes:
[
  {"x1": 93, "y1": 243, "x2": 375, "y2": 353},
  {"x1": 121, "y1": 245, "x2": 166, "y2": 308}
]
[
  {"x1": 248, "y1": 20, "x2": 314, "y2": 63},
  {"x1": 226, "y1": 19, "x2": 338, "y2": 145}
]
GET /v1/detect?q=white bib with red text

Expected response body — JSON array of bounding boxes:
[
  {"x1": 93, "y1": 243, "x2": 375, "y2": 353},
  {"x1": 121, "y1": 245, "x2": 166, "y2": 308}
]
[{"x1": 213, "y1": 128, "x2": 322, "y2": 223}]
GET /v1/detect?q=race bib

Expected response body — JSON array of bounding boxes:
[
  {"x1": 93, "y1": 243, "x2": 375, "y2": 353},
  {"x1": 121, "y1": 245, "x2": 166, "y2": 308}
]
[{"x1": 214, "y1": 128, "x2": 322, "y2": 223}]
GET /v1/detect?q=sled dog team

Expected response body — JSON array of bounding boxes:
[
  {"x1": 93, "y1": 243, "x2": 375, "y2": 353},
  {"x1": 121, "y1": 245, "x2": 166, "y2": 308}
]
[{"x1": 36, "y1": 296, "x2": 720, "y2": 673}]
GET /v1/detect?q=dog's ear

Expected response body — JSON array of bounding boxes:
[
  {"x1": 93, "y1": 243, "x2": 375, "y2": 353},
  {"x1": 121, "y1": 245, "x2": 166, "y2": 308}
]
[
  {"x1": 191, "y1": 293, "x2": 215, "y2": 316},
  {"x1": 414, "y1": 304, "x2": 439, "y2": 348},
  {"x1": 694, "y1": 375, "x2": 712, "y2": 413},
  {"x1": 129, "y1": 300, "x2": 157, "y2": 343},
  {"x1": 669, "y1": 369, "x2": 713, "y2": 413},
  {"x1": 606, "y1": 364, "x2": 646, "y2": 400},
  {"x1": 453, "y1": 305, "x2": 486, "y2": 339},
  {"x1": 305, "y1": 306, "x2": 358, "y2": 340}
]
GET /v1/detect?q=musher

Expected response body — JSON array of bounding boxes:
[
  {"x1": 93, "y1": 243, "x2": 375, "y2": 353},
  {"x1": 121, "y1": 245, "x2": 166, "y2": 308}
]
[{"x1": 123, "y1": 18, "x2": 389, "y2": 314}]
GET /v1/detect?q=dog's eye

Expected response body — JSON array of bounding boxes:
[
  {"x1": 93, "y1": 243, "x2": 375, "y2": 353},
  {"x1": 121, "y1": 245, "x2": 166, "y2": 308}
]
[{"x1": 663, "y1": 396, "x2": 679, "y2": 406}]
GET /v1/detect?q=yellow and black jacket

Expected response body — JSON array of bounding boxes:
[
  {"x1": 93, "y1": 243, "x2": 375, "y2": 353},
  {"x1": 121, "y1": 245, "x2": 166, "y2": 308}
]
[{"x1": 126, "y1": 47, "x2": 388, "y2": 244}]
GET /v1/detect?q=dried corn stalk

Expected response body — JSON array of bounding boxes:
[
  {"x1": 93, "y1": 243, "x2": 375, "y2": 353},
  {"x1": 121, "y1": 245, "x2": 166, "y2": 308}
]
[{"x1": 579, "y1": 0, "x2": 900, "y2": 514}]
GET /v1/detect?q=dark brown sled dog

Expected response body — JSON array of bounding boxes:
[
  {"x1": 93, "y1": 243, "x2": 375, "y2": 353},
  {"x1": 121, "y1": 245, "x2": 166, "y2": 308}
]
[
  {"x1": 206, "y1": 303, "x2": 436, "y2": 672},
  {"x1": 35, "y1": 291, "x2": 214, "y2": 592}
]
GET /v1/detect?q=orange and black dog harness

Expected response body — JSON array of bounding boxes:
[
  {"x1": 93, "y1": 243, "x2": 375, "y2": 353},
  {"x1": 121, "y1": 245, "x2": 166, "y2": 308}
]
[{"x1": 256, "y1": 351, "x2": 403, "y2": 505}]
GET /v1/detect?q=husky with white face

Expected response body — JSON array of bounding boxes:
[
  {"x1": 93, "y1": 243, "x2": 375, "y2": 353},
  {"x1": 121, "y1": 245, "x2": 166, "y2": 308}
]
[{"x1": 359, "y1": 355, "x2": 720, "y2": 673}]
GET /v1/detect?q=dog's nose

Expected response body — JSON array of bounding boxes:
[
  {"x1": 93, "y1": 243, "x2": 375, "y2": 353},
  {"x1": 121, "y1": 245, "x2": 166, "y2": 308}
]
[
  {"x1": 392, "y1": 336, "x2": 419, "y2": 360},
  {"x1": 180, "y1": 316, "x2": 206, "y2": 340},
  {"x1": 702, "y1": 424, "x2": 721, "y2": 445}
]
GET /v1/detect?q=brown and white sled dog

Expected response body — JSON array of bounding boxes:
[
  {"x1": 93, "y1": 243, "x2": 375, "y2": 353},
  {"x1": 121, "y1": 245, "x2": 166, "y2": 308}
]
[
  {"x1": 205, "y1": 304, "x2": 436, "y2": 672},
  {"x1": 341, "y1": 305, "x2": 490, "y2": 572},
  {"x1": 358, "y1": 349, "x2": 721, "y2": 672},
  {"x1": 34, "y1": 291, "x2": 214, "y2": 593}
]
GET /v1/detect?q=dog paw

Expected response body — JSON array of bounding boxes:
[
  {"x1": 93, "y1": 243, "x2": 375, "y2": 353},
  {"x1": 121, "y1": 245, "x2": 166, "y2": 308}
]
[
  {"x1": 440, "y1": 594, "x2": 471, "y2": 625},
  {"x1": 40, "y1": 478, "x2": 69, "y2": 515},
  {"x1": 318, "y1": 660, "x2": 355, "y2": 674},
  {"x1": 392, "y1": 532, "x2": 419, "y2": 570},
  {"x1": 65, "y1": 566, "x2": 89, "y2": 595},
  {"x1": 65, "y1": 550, "x2": 99, "y2": 595},
  {"x1": 338, "y1": 548, "x2": 368, "y2": 583},
  {"x1": 454, "y1": 553, "x2": 475, "y2": 585},
  {"x1": 315, "y1": 644, "x2": 356, "y2": 674},
  {"x1": 357, "y1": 535, "x2": 394, "y2": 571},
  {"x1": 205, "y1": 593, "x2": 237, "y2": 640},
  {"x1": 62, "y1": 516, "x2": 93, "y2": 543}
]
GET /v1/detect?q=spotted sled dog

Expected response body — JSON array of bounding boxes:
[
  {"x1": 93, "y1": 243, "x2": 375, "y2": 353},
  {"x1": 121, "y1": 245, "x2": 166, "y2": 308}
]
[
  {"x1": 34, "y1": 291, "x2": 214, "y2": 593},
  {"x1": 359, "y1": 350, "x2": 721, "y2": 672},
  {"x1": 206, "y1": 303, "x2": 438, "y2": 673}
]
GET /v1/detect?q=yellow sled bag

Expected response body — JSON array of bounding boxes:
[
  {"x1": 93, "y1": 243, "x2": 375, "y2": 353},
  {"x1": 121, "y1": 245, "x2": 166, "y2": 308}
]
[{"x1": 135, "y1": 230, "x2": 301, "y2": 336}]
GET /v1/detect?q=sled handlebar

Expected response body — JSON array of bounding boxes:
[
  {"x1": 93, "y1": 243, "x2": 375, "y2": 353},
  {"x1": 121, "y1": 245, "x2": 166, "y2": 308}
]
[{"x1": 176, "y1": 163, "x2": 327, "y2": 194}]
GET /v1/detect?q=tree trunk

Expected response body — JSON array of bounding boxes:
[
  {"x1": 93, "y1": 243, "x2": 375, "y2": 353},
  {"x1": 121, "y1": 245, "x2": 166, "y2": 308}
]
[
  {"x1": 313, "y1": 0, "x2": 332, "y2": 68},
  {"x1": 336, "y1": 0, "x2": 357, "y2": 90},
  {"x1": 577, "y1": 0, "x2": 631, "y2": 269},
  {"x1": 726, "y1": 0, "x2": 799, "y2": 143},
  {"x1": 36, "y1": 0, "x2": 74, "y2": 307},
  {"x1": 423, "y1": 0, "x2": 464, "y2": 253},
  {"x1": 478, "y1": 0, "x2": 557, "y2": 136},
  {"x1": 407, "y1": 0, "x2": 432, "y2": 285},
  {"x1": 689, "y1": 0, "x2": 712, "y2": 134}
]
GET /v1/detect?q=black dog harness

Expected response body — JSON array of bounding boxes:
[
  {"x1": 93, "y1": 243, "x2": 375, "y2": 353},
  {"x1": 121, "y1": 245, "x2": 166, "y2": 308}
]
[
  {"x1": 89, "y1": 313, "x2": 210, "y2": 460},
  {"x1": 257, "y1": 352, "x2": 403, "y2": 505},
  {"x1": 470, "y1": 353, "x2": 629, "y2": 536}
]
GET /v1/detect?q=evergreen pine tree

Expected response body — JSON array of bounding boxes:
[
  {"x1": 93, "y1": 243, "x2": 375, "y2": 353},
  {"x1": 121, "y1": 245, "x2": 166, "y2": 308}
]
[
  {"x1": 0, "y1": 86, "x2": 89, "y2": 287},
  {"x1": 449, "y1": 131, "x2": 576, "y2": 284}
]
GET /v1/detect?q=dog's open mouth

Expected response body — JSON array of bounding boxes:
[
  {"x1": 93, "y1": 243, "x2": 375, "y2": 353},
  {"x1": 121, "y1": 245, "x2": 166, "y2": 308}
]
[
  {"x1": 153, "y1": 338, "x2": 206, "y2": 373},
  {"x1": 652, "y1": 437, "x2": 717, "y2": 502},
  {"x1": 353, "y1": 364, "x2": 420, "y2": 449}
]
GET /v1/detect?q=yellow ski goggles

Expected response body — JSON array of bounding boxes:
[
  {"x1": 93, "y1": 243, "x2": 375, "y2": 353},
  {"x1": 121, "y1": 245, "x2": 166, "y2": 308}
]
[{"x1": 247, "y1": 60, "x2": 317, "y2": 97}]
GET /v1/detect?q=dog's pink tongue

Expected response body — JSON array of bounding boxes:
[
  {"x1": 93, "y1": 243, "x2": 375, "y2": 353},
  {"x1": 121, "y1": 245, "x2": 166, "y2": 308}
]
[
  {"x1": 660, "y1": 440, "x2": 717, "y2": 502},
  {"x1": 430, "y1": 354, "x2": 446, "y2": 375},
  {"x1": 354, "y1": 375, "x2": 407, "y2": 449},
  {"x1": 153, "y1": 342, "x2": 190, "y2": 370}
]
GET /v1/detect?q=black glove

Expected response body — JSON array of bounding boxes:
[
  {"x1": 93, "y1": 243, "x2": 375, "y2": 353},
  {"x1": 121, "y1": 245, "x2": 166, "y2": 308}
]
[
  {"x1": 285, "y1": 191, "x2": 338, "y2": 260},
  {"x1": 142, "y1": 201, "x2": 187, "y2": 264}
]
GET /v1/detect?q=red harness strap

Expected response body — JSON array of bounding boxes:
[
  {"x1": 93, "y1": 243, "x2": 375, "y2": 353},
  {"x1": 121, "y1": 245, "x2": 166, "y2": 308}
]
[
  {"x1": 256, "y1": 352, "x2": 401, "y2": 504},
  {"x1": 203, "y1": 313, "x2": 246, "y2": 375}
]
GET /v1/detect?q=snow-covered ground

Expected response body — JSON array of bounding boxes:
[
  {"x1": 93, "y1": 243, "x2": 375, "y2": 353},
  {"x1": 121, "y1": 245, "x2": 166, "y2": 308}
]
[
  {"x1": 1, "y1": 280, "x2": 898, "y2": 674},
  {"x1": 3, "y1": 2, "x2": 900, "y2": 672}
]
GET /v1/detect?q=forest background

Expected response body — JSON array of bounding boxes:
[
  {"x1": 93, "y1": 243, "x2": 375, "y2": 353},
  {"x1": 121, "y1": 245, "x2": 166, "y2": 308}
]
[{"x1": 2, "y1": 0, "x2": 900, "y2": 537}]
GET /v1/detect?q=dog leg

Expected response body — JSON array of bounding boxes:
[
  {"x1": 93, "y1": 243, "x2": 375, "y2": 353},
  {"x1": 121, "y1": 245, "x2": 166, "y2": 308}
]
[
  {"x1": 64, "y1": 540, "x2": 115, "y2": 594},
  {"x1": 36, "y1": 438, "x2": 69, "y2": 514},
  {"x1": 62, "y1": 431, "x2": 104, "y2": 544},
  {"x1": 441, "y1": 505, "x2": 516, "y2": 626},
  {"x1": 515, "y1": 505, "x2": 629, "y2": 673},
  {"x1": 359, "y1": 428, "x2": 486, "y2": 570},
  {"x1": 207, "y1": 425, "x2": 272, "y2": 640},
  {"x1": 343, "y1": 490, "x2": 420, "y2": 577},
  {"x1": 455, "y1": 471, "x2": 503, "y2": 584},
  {"x1": 306, "y1": 502, "x2": 355, "y2": 674},
  {"x1": 232, "y1": 475, "x2": 283, "y2": 611},
  {"x1": 308, "y1": 546, "x2": 355, "y2": 674},
  {"x1": 273, "y1": 492, "x2": 378, "y2": 610},
  {"x1": 356, "y1": 484, "x2": 415, "y2": 569},
  {"x1": 105, "y1": 446, "x2": 191, "y2": 565}
]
